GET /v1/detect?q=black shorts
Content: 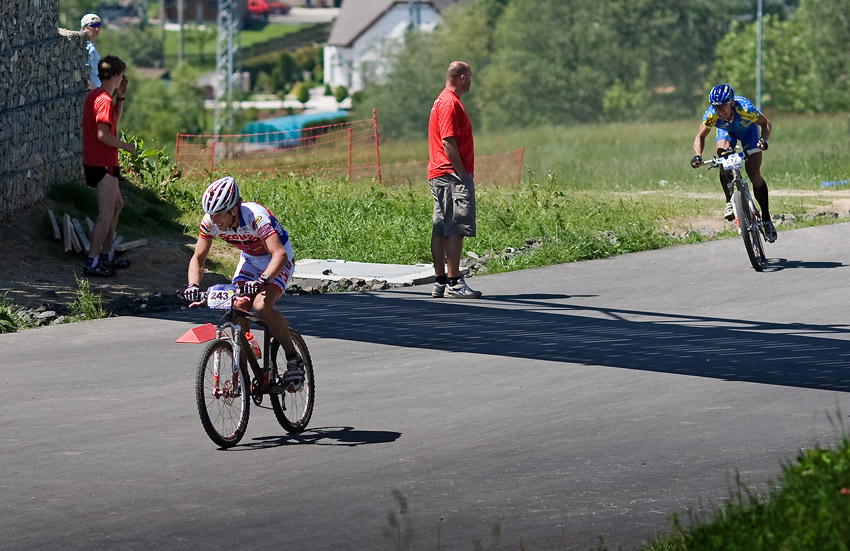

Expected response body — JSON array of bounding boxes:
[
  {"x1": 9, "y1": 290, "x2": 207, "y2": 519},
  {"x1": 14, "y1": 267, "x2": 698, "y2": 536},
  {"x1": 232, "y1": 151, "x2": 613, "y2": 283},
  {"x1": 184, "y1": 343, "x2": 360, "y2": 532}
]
[{"x1": 84, "y1": 165, "x2": 120, "y2": 187}]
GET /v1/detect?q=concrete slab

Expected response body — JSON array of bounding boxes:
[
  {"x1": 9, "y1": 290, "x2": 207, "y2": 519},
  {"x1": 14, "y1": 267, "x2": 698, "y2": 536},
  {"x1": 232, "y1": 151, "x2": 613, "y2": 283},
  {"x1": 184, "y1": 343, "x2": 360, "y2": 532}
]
[{"x1": 294, "y1": 258, "x2": 436, "y2": 285}]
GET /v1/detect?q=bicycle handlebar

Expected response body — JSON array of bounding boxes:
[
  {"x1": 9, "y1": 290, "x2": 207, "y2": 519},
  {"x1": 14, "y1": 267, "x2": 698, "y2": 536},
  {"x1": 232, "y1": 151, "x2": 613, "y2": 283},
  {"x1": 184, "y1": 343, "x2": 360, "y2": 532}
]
[
  {"x1": 175, "y1": 283, "x2": 257, "y2": 306},
  {"x1": 699, "y1": 147, "x2": 764, "y2": 169}
]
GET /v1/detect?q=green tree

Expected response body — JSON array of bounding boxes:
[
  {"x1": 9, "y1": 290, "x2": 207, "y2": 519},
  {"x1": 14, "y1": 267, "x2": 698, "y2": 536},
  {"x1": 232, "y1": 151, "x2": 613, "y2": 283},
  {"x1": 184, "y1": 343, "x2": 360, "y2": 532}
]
[
  {"x1": 351, "y1": 0, "x2": 499, "y2": 138},
  {"x1": 295, "y1": 82, "x2": 311, "y2": 105},
  {"x1": 121, "y1": 63, "x2": 205, "y2": 150},
  {"x1": 708, "y1": 15, "x2": 807, "y2": 111},
  {"x1": 603, "y1": 62, "x2": 652, "y2": 120},
  {"x1": 271, "y1": 52, "x2": 298, "y2": 93},
  {"x1": 477, "y1": 0, "x2": 613, "y2": 128},
  {"x1": 97, "y1": 26, "x2": 165, "y2": 68},
  {"x1": 333, "y1": 85, "x2": 349, "y2": 103},
  {"x1": 185, "y1": 25, "x2": 216, "y2": 64},
  {"x1": 793, "y1": 0, "x2": 850, "y2": 112},
  {"x1": 58, "y1": 0, "x2": 99, "y2": 29},
  {"x1": 708, "y1": 0, "x2": 848, "y2": 114},
  {"x1": 352, "y1": 0, "x2": 742, "y2": 133},
  {"x1": 352, "y1": 30, "x2": 446, "y2": 139},
  {"x1": 292, "y1": 45, "x2": 320, "y2": 75}
]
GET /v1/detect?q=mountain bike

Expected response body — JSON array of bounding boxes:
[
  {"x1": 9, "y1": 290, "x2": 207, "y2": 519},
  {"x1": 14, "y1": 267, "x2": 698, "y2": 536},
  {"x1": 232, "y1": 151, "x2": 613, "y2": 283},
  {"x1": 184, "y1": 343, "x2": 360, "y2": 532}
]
[
  {"x1": 177, "y1": 283, "x2": 314, "y2": 448},
  {"x1": 699, "y1": 147, "x2": 768, "y2": 271}
]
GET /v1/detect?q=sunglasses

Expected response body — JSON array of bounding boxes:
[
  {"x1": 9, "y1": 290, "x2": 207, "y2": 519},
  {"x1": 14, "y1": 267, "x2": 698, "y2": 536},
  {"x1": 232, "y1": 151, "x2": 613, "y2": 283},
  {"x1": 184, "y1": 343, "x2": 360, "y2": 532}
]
[{"x1": 87, "y1": 22, "x2": 101, "y2": 28}]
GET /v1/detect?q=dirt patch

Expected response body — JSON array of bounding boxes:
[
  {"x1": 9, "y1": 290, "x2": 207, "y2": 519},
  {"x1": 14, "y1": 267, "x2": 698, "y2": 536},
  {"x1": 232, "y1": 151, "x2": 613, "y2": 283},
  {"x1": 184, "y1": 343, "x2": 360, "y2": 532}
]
[{"x1": 0, "y1": 203, "x2": 196, "y2": 310}]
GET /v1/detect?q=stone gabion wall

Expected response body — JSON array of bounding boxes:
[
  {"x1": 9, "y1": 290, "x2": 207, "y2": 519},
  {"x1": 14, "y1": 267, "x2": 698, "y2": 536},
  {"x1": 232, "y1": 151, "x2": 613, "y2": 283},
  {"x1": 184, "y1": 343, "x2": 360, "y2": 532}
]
[{"x1": 0, "y1": 0, "x2": 88, "y2": 221}]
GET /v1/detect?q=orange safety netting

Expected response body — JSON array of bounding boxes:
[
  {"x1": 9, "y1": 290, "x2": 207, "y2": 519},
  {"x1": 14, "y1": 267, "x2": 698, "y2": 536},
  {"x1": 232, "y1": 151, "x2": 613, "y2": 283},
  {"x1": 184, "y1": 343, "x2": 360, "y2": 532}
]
[{"x1": 175, "y1": 111, "x2": 523, "y2": 186}]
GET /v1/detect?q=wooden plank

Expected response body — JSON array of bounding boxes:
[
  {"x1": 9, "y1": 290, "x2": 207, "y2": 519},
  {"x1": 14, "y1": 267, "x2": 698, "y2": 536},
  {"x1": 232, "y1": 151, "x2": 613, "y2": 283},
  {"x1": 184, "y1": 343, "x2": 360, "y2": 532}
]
[
  {"x1": 85, "y1": 217, "x2": 95, "y2": 235},
  {"x1": 67, "y1": 216, "x2": 82, "y2": 254},
  {"x1": 114, "y1": 239, "x2": 148, "y2": 252},
  {"x1": 63, "y1": 213, "x2": 72, "y2": 252},
  {"x1": 47, "y1": 209, "x2": 61, "y2": 239},
  {"x1": 72, "y1": 218, "x2": 91, "y2": 254},
  {"x1": 112, "y1": 234, "x2": 124, "y2": 247}
]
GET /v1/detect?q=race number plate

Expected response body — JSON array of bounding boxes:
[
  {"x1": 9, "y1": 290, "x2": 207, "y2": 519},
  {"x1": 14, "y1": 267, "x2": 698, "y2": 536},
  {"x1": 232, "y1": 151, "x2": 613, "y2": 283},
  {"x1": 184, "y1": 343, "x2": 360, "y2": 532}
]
[{"x1": 206, "y1": 284, "x2": 236, "y2": 310}]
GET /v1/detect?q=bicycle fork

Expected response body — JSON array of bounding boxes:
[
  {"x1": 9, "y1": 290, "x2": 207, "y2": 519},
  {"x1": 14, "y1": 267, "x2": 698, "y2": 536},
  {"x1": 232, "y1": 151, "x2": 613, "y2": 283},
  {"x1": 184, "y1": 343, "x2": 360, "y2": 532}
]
[
  {"x1": 730, "y1": 181, "x2": 760, "y2": 235},
  {"x1": 212, "y1": 330, "x2": 243, "y2": 399}
]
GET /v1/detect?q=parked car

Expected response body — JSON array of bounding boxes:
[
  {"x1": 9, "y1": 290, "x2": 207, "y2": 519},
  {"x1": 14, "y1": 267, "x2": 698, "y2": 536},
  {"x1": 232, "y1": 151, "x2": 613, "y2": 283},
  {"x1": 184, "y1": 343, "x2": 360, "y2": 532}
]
[
  {"x1": 268, "y1": 1, "x2": 291, "y2": 14},
  {"x1": 245, "y1": 0, "x2": 270, "y2": 18}
]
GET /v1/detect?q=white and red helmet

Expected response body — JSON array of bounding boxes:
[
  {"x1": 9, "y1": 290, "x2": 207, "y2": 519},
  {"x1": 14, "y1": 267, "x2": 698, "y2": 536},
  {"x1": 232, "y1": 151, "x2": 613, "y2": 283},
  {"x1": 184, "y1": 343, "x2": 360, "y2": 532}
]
[{"x1": 202, "y1": 176, "x2": 239, "y2": 214}]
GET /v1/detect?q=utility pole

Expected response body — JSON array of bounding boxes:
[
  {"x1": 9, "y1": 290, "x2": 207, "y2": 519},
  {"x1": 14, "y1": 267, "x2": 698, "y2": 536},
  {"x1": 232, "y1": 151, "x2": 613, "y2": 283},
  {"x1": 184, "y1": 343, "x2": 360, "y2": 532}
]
[
  {"x1": 214, "y1": 0, "x2": 240, "y2": 143},
  {"x1": 177, "y1": 0, "x2": 184, "y2": 64},
  {"x1": 756, "y1": 0, "x2": 763, "y2": 110}
]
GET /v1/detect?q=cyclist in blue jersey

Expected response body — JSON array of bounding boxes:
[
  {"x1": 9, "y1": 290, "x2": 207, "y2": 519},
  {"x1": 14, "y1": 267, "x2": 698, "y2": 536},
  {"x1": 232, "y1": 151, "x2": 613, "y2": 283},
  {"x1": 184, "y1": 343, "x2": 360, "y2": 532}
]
[
  {"x1": 690, "y1": 84, "x2": 777, "y2": 242},
  {"x1": 183, "y1": 176, "x2": 305, "y2": 393}
]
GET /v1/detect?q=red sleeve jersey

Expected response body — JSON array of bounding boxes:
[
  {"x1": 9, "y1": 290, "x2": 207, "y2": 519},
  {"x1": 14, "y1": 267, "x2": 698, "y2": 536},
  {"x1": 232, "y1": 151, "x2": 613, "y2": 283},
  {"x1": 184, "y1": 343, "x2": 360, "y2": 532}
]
[{"x1": 426, "y1": 88, "x2": 474, "y2": 180}]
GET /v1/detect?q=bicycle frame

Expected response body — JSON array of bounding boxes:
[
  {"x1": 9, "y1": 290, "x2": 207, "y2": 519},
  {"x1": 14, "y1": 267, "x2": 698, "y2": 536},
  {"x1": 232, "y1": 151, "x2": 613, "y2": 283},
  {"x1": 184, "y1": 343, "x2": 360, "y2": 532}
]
[
  {"x1": 704, "y1": 148, "x2": 762, "y2": 227},
  {"x1": 700, "y1": 147, "x2": 768, "y2": 271},
  {"x1": 177, "y1": 285, "x2": 272, "y2": 397}
]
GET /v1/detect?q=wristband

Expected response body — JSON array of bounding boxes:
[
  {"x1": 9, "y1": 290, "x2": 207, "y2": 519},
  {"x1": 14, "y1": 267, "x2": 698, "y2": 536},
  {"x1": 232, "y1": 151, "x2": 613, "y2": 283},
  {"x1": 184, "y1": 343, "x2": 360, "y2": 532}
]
[
  {"x1": 117, "y1": 97, "x2": 125, "y2": 101},
  {"x1": 259, "y1": 273, "x2": 270, "y2": 285}
]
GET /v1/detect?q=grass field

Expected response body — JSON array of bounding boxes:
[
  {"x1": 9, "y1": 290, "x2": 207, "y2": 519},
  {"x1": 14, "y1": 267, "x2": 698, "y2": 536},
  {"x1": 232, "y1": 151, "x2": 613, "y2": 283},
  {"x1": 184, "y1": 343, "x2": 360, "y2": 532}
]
[{"x1": 163, "y1": 112, "x2": 850, "y2": 277}]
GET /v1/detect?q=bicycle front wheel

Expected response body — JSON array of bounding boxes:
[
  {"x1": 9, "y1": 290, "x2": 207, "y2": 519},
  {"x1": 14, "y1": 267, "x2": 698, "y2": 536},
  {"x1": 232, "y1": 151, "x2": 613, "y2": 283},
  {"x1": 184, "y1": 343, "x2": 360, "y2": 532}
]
[
  {"x1": 732, "y1": 190, "x2": 766, "y2": 271},
  {"x1": 196, "y1": 339, "x2": 251, "y2": 448},
  {"x1": 270, "y1": 329, "x2": 315, "y2": 434}
]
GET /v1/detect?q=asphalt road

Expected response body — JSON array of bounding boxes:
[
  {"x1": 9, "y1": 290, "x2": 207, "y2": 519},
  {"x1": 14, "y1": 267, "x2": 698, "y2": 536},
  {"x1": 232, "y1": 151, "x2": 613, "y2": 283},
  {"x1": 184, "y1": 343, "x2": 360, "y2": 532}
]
[{"x1": 3, "y1": 223, "x2": 850, "y2": 550}]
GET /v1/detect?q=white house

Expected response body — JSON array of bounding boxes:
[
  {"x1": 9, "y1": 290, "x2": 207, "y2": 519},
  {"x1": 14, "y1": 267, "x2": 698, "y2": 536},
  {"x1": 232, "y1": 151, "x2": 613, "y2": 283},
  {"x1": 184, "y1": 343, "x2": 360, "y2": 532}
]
[{"x1": 323, "y1": 0, "x2": 461, "y2": 92}]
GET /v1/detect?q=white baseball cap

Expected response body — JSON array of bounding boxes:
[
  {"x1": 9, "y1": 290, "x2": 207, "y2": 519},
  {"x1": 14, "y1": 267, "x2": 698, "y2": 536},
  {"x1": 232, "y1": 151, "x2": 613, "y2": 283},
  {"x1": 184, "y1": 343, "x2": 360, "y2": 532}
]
[{"x1": 81, "y1": 13, "x2": 101, "y2": 27}]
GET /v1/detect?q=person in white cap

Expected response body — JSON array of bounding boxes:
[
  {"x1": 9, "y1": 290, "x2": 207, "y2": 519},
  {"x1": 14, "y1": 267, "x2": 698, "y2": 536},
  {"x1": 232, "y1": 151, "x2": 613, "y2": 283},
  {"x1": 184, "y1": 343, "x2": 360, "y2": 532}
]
[{"x1": 81, "y1": 13, "x2": 102, "y2": 88}]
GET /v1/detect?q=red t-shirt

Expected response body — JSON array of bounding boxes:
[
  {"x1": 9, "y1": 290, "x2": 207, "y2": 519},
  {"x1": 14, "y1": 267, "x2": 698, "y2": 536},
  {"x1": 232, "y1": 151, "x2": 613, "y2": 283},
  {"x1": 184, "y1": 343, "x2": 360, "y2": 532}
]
[
  {"x1": 82, "y1": 88, "x2": 118, "y2": 167},
  {"x1": 427, "y1": 88, "x2": 474, "y2": 180}
]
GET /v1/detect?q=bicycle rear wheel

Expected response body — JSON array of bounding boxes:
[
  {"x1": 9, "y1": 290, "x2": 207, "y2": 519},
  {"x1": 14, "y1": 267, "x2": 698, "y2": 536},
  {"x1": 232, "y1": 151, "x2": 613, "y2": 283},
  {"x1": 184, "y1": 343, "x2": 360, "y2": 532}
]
[
  {"x1": 732, "y1": 190, "x2": 766, "y2": 271},
  {"x1": 196, "y1": 339, "x2": 251, "y2": 448},
  {"x1": 270, "y1": 329, "x2": 315, "y2": 434}
]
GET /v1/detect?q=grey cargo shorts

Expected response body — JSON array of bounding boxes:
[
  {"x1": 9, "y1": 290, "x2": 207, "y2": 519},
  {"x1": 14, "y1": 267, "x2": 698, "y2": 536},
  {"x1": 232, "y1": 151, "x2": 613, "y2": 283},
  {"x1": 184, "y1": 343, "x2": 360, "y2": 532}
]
[{"x1": 430, "y1": 172, "x2": 476, "y2": 237}]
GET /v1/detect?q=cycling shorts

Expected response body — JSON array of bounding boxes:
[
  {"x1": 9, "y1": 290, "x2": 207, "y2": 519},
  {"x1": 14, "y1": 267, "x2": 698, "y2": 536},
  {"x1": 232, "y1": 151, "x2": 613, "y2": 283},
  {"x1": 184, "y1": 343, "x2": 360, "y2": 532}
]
[
  {"x1": 231, "y1": 240, "x2": 295, "y2": 294},
  {"x1": 715, "y1": 124, "x2": 759, "y2": 152}
]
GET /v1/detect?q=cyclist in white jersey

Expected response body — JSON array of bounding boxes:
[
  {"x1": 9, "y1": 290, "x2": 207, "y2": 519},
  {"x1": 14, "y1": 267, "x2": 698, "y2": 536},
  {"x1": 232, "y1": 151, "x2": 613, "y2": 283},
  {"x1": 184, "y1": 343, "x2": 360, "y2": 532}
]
[{"x1": 183, "y1": 176, "x2": 304, "y2": 393}]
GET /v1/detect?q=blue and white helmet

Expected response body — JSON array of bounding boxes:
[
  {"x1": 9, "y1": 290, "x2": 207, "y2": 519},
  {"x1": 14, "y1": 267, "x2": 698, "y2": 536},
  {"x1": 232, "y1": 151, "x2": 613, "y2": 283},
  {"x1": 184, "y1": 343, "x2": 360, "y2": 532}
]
[
  {"x1": 708, "y1": 84, "x2": 734, "y2": 105},
  {"x1": 202, "y1": 176, "x2": 239, "y2": 214}
]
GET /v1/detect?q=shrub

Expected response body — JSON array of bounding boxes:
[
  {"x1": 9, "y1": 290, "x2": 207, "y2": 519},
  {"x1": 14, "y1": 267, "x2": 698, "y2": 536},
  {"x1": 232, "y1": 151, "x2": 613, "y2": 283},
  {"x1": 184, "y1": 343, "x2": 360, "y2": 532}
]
[{"x1": 334, "y1": 85, "x2": 349, "y2": 103}]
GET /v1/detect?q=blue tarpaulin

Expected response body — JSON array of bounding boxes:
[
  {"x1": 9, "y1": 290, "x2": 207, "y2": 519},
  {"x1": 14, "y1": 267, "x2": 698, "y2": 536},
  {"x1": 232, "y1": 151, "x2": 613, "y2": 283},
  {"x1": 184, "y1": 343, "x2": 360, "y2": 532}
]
[{"x1": 241, "y1": 111, "x2": 349, "y2": 147}]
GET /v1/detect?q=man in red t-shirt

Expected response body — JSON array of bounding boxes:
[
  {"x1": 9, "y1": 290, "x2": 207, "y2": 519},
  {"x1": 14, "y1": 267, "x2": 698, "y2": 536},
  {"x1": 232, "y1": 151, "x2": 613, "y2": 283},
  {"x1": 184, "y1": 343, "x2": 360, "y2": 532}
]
[
  {"x1": 427, "y1": 61, "x2": 481, "y2": 299},
  {"x1": 81, "y1": 55, "x2": 136, "y2": 277}
]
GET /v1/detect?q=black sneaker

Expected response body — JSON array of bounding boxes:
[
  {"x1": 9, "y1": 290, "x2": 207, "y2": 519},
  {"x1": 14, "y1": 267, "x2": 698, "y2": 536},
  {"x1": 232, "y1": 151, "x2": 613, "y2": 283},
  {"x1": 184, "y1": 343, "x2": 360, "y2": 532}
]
[
  {"x1": 763, "y1": 219, "x2": 778, "y2": 243},
  {"x1": 83, "y1": 263, "x2": 116, "y2": 278},
  {"x1": 102, "y1": 257, "x2": 131, "y2": 269}
]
